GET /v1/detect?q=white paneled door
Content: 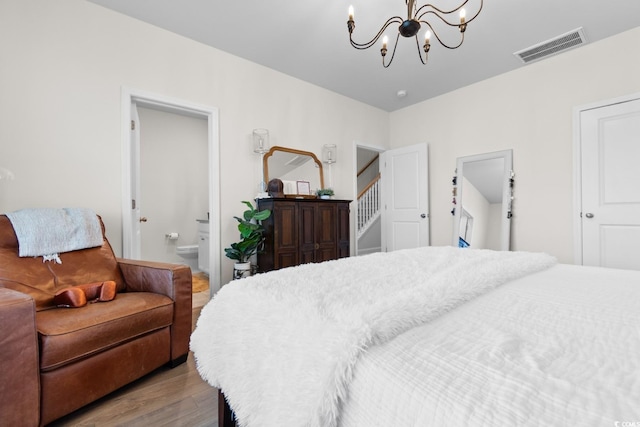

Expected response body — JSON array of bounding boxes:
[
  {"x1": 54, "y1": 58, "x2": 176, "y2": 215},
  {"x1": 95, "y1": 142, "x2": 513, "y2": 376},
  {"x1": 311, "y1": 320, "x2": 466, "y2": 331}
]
[
  {"x1": 580, "y1": 97, "x2": 640, "y2": 270},
  {"x1": 380, "y1": 143, "x2": 430, "y2": 251},
  {"x1": 130, "y1": 102, "x2": 142, "y2": 259}
]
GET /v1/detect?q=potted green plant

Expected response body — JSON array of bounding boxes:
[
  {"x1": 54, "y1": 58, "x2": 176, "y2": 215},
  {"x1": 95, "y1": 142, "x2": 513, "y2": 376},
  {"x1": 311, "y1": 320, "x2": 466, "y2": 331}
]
[
  {"x1": 316, "y1": 188, "x2": 335, "y2": 199},
  {"x1": 225, "y1": 201, "x2": 271, "y2": 279}
]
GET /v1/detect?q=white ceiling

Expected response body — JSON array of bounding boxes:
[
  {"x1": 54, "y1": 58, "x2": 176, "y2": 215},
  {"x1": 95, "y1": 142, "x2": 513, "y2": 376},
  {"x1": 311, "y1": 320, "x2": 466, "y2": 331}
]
[{"x1": 87, "y1": 0, "x2": 640, "y2": 112}]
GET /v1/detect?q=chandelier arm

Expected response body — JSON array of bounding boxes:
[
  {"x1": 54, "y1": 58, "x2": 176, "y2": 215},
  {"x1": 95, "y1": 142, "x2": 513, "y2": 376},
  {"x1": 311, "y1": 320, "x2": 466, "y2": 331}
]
[
  {"x1": 416, "y1": 0, "x2": 483, "y2": 26},
  {"x1": 414, "y1": 35, "x2": 427, "y2": 65},
  {"x1": 415, "y1": 0, "x2": 469, "y2": 16},
  {"x1": 383, "y1": 33, "x2": 402, "y2": 68},
  {"x1": 421, "y1": 21, "x2": 465, "y2": 49},
  {"x1": 350, "y1": 16, "x2": 404, "y2": 50}
]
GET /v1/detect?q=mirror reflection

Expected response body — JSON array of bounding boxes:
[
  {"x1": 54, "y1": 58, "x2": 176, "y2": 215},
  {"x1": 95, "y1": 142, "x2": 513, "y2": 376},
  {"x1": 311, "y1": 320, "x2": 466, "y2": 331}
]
[
  {"x1": 452, "y1": 149, "x2": 513, "y2": 250},
  {"x1": 263, "y1": 146, "x2": 324, "y2": 196}
]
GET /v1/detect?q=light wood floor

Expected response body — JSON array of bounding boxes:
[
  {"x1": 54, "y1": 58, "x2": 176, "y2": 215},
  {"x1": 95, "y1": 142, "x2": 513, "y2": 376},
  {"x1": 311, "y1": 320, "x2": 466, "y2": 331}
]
[{"x1": 49, "y1": 292, "x2": 218, "y2": 427}]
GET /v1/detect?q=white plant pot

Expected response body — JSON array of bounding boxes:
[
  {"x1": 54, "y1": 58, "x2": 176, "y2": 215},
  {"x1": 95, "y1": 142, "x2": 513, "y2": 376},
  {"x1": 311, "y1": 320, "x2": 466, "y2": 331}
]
[
  {"x1": 320, "y1": 195, "x2": 331, "y2": 200},
  {"x1": 233, "y1": 262, "x2": 252, "y2": 280}
]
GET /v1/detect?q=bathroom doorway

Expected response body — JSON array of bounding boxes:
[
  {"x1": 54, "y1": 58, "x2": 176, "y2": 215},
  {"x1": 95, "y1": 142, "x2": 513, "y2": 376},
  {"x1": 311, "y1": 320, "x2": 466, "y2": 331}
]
[
  {"x1": 121, "y1": 88, "x2": 221, "y2": 294},
  {"x1": 136, "y1": 106, "x2": 207, "y2": 267}
]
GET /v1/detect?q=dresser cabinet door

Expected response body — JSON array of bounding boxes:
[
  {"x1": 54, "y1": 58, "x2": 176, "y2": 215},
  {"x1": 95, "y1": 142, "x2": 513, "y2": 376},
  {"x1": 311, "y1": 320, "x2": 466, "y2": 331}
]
[
  {"x1": 298, "y1": 203, "x2": 317, "y2": 264},
  {"x1": 337, "y1": 203, "x2": 350, "y2": 259},
  {"x1": 314, "y1": 203, "x2": 338, "y2": 262},
  {"x1": 273, "y1": 201, "x2": 299, "y2": 269}
]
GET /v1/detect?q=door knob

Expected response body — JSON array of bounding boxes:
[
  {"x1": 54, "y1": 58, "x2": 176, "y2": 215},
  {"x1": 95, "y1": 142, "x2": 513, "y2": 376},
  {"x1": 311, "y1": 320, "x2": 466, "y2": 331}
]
[
  {"x1": 585, "y1": 213, "x2": 594, "y2": 219},
  {"x1": 139, "y1": 217, "x2": 148, "y2": 222},
  {"x1": 420, "y1": 213, "x2": 427, "y2": 219}
]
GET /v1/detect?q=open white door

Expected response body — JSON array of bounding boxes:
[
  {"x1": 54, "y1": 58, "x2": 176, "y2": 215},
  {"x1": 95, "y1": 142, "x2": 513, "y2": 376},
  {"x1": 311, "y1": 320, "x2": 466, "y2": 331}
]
[
  {"x1": 129, "y1": 102, "x2": 142, "y2": 259},
  {"x1": 579, "y1": 97, "x2": 640, "y2": 270},
  {"x1": 380, "y1": 143, "x2": 430, "y2": 251}
]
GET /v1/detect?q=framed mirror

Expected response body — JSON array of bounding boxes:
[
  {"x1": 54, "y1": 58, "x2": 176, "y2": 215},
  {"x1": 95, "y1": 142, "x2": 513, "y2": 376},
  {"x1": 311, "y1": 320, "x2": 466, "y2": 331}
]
[
  {"x1": 263, "y1": 146, "x2": 324, "y2": 197},
  {"x1": 452, "y1": 149, "x2": 513, "y2": 250}
]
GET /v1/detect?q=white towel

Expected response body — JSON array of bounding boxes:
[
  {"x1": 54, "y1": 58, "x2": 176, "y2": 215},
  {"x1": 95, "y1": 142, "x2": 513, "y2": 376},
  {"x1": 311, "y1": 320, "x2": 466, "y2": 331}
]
[{"x1": 6, "y1": 208, "x2": 103, "y2": 261}]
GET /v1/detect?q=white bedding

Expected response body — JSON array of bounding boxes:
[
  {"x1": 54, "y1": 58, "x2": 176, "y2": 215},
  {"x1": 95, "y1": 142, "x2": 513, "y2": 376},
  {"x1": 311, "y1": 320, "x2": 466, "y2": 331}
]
[
  {"x1": 339, "y1": 264, "x2": 640, "y2": 426},
  {"x1": 191, "y1": 247, "x2": 555, "y2": 427}
]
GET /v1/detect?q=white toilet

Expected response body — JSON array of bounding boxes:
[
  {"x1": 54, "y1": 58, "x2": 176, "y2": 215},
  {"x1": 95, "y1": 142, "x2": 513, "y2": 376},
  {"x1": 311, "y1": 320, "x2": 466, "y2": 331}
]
[{"x1": 176, "y1": 244, "x2": 199, "y2": 271}]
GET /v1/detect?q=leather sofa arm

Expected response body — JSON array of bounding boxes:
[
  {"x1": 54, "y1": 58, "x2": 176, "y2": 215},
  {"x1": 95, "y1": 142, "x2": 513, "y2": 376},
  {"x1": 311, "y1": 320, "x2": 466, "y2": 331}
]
[
  {"x1": 0, "y1": 288, "x2": 40, "y2": 427},
  {"x1": 117, "y1": 258, "x2": 192, "y2": 365}
]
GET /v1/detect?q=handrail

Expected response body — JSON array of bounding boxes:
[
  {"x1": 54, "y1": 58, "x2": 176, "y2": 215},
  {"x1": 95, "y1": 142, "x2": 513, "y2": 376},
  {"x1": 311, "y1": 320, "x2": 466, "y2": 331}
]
[
  {"x1": 357, "y1": 154, "x2": 379, "y2": 178},
  {"x1": 358, "y1": 173, "x2": 381, "y2": 200}
]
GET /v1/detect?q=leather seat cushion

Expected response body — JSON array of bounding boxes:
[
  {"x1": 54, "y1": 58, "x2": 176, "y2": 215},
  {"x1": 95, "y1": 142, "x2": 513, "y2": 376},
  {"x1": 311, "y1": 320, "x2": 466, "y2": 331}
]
[{"x1": 36, "y1": 292, "x2": 173, "y2": 371}]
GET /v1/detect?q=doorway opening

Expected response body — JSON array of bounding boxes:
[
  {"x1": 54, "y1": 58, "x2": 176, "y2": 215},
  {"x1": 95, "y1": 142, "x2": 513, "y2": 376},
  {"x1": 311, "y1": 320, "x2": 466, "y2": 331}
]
[
  {"x1": 354, "y1": 143, "x2": 384, "y2": 256},
  {"x1": 121, "y1": 87, "x2": 221, "y2": 294}
]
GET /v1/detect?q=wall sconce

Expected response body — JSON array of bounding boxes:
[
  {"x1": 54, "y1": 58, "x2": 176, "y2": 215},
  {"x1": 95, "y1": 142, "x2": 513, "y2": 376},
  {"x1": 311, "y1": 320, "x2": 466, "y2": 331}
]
[
  {"x1": 253, "y1": 129, "x2": 270, "y2": 197},
  {"x1": 253, "y1": 129, "x2": 270, "y2": 154},
  {"x1": 322, "y1": 145, "x2": 337, "y2": 190},
  {"x1": 322, "y1": 144, "x2": 337, "y2": 164},
  {"x1": 0, "y1": 167, "x2": 15, "y2": 181}
]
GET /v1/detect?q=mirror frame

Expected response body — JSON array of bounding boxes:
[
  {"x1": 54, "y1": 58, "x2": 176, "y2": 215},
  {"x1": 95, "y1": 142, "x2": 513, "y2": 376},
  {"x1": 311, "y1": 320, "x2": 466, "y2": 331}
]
[
  {"x1": 263, "y1": 146, "x2": 324, "y2": 194},
  {"x1": 452, "y1": 149, "x2": 513, "y2": 251}
]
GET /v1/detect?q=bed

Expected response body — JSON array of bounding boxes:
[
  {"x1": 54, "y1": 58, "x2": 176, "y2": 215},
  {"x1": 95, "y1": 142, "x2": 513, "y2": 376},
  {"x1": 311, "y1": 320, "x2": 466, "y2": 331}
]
[{"x1": 190, "y1": 246, "x2": 640, "y2": 427}]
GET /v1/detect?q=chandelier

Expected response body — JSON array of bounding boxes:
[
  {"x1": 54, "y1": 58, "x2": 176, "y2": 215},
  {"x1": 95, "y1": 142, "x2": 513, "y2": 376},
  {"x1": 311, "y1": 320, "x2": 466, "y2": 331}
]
[{"x1": 347, "y1": 0, "x2": 483, "y2": 67}]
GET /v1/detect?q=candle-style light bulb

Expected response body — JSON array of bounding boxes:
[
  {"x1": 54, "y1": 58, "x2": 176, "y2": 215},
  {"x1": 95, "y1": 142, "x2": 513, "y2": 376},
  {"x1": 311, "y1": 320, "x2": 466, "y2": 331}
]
[
  {"x1": 459, "y1": 8, "x2": 467, "y2": 32},
  {"x1": 348, "y1": 5, "x2": 354, "y2": 20},
  {"x1": 380, "y1": 35, "x2": 389, "y2": 58},
  {"x1": 423, "y1": 30, "x2": 431, "y2": 57}
]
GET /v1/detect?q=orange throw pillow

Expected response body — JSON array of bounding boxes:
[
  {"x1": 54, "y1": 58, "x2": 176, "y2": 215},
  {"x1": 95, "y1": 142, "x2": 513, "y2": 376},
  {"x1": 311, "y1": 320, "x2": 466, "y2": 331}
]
[{"x1": 54, "y1": 280, "x2": 117, "y2": 308}]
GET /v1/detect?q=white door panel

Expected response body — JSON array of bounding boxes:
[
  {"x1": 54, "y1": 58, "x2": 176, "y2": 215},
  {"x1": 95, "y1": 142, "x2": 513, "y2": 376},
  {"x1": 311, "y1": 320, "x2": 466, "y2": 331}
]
[
  {"x1": 130, "y1": 102, "x2": 141, "y2": 259},
  {"x1": 381, "y1": 143, "x2": 429, "y2": 251},
  {"x1": 580, "y1": 98, "x2": 640, "y2": 270}
]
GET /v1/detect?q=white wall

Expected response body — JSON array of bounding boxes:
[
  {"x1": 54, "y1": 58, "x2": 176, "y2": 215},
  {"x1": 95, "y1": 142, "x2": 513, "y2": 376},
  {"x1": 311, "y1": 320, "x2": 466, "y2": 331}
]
[
  {"x1": 390, "y1": 27, "x2": 640, "y2": 263},
  {"x1": 0, "y1": 0, "x2": 389, "y2": 286},
  {"x1": 137, "y1": 107, "x2": 208, "y2": 266}
]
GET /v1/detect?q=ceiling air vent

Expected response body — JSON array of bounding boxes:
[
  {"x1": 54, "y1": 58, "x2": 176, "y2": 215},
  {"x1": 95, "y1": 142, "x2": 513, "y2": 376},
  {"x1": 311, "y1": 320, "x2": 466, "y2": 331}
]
[{"x1": 514, "y1": 27, "x2": 587, "y2": 64}]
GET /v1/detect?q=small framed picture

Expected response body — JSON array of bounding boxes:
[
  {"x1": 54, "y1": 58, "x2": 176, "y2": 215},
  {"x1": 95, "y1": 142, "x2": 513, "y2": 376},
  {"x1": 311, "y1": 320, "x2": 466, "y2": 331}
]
[{"x1": 296, "y1": 180, "x2": 311, "y2": 195}]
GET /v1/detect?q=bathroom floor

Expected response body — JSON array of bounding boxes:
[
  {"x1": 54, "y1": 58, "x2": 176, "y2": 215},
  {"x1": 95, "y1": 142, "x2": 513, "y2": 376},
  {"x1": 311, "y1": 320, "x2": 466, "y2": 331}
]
[{"x1": 192, "y1": 272, "x2": 210, "y2": 308}]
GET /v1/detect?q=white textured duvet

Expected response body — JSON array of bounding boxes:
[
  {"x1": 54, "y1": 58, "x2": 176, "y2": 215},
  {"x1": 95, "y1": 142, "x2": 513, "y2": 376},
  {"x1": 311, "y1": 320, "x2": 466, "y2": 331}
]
[
  {"x1": 191, "y1": 247, "x2": 556, "y2": 427},
  {"x1": 339, "y1": 264, "x2": 640, "y2": 426}
]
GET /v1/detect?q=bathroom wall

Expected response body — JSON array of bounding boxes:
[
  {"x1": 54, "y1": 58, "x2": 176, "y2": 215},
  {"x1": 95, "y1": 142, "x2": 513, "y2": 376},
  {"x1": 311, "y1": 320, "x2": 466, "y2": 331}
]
[{"x1": 137, "y1": 107, "x2": 208, "y2": 267}]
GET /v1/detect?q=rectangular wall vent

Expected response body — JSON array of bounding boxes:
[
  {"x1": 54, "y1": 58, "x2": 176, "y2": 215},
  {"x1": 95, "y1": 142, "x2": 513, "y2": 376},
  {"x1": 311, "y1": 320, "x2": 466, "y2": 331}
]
[{"x1": 514, "y1": 27, "x2": 587, "y2": 64}]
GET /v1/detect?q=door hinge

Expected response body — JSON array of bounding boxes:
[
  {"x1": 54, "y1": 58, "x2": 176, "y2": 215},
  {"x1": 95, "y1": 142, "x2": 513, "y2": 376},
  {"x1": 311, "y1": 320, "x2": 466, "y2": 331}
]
[
  {"x1": 132, "y1": 199, "x2": 136, "y2": 209},
  {"x1": 131, "y1": 120, "x2": 136, "y2": 131}
]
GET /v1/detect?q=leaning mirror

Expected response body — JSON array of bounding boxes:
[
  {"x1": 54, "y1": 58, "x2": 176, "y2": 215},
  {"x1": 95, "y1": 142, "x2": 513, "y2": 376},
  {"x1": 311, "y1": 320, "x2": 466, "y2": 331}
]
[
  {"x1": 263, "y1": 146, "x2": 324, "y2": 197},
  {"x1": 452, "y1": 149, "x2": 513, "y2": 250}
]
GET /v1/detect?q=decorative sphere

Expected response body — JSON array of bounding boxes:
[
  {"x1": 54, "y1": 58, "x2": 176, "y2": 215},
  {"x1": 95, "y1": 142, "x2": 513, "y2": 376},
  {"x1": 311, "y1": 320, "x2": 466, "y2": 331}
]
[{"x1": 399, "y1": 20, "x2": 421, "y2": 37}]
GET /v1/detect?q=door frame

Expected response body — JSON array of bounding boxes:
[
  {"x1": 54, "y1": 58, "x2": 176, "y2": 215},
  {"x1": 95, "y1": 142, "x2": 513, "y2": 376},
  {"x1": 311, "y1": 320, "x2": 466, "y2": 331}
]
[
  {"x1": 120, "y1": 87, "x2": 221, "y2": 293},
  {"x1": 352, "y1": 141, "x2": 387, "y2": 256},
  {"x1": 572, "y1": 91, "x2": 640, "y2": 265}
]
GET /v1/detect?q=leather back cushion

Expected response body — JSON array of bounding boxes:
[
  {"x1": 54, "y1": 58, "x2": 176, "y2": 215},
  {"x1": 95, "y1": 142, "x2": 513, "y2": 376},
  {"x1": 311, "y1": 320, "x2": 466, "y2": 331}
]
[{"x1": 0, "y1": 215, "x2": 125, "y2": 311}]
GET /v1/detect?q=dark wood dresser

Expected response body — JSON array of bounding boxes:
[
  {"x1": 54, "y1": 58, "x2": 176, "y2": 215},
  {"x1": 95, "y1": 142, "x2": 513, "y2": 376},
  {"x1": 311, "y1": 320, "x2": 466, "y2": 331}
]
[{"x1": 257, "y1": 198, "x2": 351, "y2": 272}]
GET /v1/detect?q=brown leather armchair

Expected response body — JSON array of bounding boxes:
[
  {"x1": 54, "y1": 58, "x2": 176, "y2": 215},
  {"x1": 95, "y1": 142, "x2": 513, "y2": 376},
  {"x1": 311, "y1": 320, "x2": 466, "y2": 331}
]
[{"x1": 0, "y1": 214, "x2": 192, "y2": 426}]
